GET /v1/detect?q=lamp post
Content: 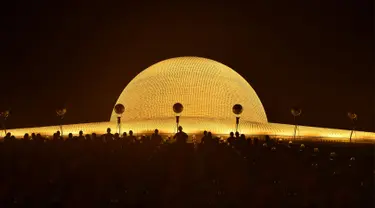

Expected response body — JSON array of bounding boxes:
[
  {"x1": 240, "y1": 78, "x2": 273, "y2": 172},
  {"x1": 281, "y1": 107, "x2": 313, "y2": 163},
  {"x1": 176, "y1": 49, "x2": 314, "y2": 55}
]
[
  {"x1": 232, "y1": 104, "x2": 243, "y2": 133},
  {"x1": 291, "y1": 107, "x2": 302, "y2": 141},
  {"x1": 173, "y1": 103, "x2": 183, "y2": 133},
  {"x1": 0, "y1": 110, "x2": 10, "y2": 135},
  {"x1": 114, "y1": 103, "x2": 125, "y2": 135},
  {"x1": 347, "y1": 112, "x2": 357, "y2": 143},
  {"x1": 56, "y1": 108, "x2": 67, "y2": 138}
]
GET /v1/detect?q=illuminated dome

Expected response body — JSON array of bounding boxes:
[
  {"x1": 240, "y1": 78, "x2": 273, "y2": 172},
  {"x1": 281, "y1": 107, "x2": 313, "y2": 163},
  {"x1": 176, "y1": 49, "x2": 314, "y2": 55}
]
[
  {"x1": 4, "y1": 56, "x2": 375, "y2": 142},
  {"x1": 110, "y1": 57, "x2": 267, "y2": 123}
]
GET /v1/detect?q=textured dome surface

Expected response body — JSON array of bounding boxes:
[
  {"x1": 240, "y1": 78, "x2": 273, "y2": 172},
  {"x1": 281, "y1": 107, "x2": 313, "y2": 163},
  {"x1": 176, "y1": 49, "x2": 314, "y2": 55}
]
[{"x1": 110, "y1": 57, "x2": 267, "y2": 123}]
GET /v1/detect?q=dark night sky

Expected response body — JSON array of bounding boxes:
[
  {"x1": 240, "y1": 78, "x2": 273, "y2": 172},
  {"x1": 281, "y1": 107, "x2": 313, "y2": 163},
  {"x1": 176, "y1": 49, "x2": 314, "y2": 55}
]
[{"x1": 1, "y1": 0, "x2": 374, "y2": 132}]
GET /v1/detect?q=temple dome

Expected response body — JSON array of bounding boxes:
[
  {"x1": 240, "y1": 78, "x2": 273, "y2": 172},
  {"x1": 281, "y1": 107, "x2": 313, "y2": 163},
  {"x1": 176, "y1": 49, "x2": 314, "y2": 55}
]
[{"x1": 110, "y1": 57, "x2": 267, "y2": 123}]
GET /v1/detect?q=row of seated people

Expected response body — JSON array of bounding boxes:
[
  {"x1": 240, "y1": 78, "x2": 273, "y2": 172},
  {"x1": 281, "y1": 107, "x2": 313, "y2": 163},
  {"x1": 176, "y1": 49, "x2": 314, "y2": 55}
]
[
  {"x1": 0, "y1": 126, "x2": 374, "y2": 207},
  {"x1": 2, "y1": 126, "x2": 259, "y2": 145},
  {"x1": 2, "y1": 128, "x2": 160, "y2": 143}
]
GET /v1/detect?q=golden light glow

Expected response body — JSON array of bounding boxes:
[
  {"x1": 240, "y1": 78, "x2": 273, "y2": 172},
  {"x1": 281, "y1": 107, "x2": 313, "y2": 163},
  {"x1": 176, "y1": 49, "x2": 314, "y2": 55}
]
[
  {"x1": 2, "y1": 119, "x2": 375, "y2": 143},
  {"x1": 110, "y1": 57, "x2": 268, "y2": 123},
  {"x1": 2, "y1": 56, "x2": 375, "y2": 143}
]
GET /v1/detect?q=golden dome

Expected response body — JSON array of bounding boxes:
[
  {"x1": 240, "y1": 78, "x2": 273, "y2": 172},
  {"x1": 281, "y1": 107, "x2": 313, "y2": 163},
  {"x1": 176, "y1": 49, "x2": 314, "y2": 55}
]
[{"x1": 110, "y1": 57, "x2": 267, "y2": 123}]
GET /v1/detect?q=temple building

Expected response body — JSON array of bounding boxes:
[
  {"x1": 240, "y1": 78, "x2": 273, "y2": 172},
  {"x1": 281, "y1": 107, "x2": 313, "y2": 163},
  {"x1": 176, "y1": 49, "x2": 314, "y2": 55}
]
[{"x1": 3, "y1": 57, "x2": 375, "y2": 142}]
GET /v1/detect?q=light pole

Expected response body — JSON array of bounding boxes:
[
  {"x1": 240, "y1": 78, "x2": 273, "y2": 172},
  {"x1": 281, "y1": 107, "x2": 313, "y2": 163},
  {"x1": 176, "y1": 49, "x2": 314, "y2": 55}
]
[
  {"x1": 56, "y1": 108, "x2": 67, "y2": 138},
  {"x1": 0, "y1": 110, "x2": 10, "y2": 135},
  {"x1": 114, "y1": 103, "x2": 125, "y2": 135},
  {"x1": 291, "y1": 107, "x2": 302, "y2": 141},
  {"x1": 347, "y1": 112, "x2": 357, "y2": 143},
  {"x1": 232, "y1": 104, "x2": 243, "y2": 133},
  {"x1": 173, "y1": 103, "x2": 183, "y2": 133}
]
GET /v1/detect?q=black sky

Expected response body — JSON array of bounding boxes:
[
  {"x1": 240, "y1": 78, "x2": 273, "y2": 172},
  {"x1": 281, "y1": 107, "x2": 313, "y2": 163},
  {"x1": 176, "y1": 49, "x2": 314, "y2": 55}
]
[{"x1": 1, "y1": 0, "x2": 374, "y2": 132}]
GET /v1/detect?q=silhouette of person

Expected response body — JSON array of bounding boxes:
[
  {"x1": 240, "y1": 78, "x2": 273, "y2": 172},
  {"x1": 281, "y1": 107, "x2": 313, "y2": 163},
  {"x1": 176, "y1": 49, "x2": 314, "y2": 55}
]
[
  {"x1": 265, "y1": 135, "x2": 270, "y2": 144},
  {"x1": 4, "y1": 132, "x2": 11, "y2": 141},
  {"x1": 78, "y1": 130, "x2": 85, "y2": 141},
  {"x1": 151, "y1": 129, "x2": 163, "y2": 145},
  {"x1": 56, "y1": 130, "x2": 61, "y2": 137},
  {"x1": 36, "y1": 133, "x2": 43, "y2": 142},
  {"x1": 52, "y1": 133, "x2": 57, "y2": 140},
  {"x1": 237, "y1": 134, "x2": 247, "y2": 150},
  {"x1": 239, "y1": 134, "x2": 246, "y2": 144},
  {"x1": 121, "y1": 132, "x2": 128, "y2": 144},
  {"x1": 173, "y1": 126, "x2": 188, "y2": 144},
  {"x1": 246, "y1": 137, "x2": 252, "y2": 146},
  {"x1": 128, "y1": 130, "x2": 136, "y2": 143},
  {"x1": 85, "y1": 134, "x2": 91, "y2": 141},
  {"x1": 92, "y1": 133, "x2": 97, "y2": 141},
  {"x1": 140, "y1": 135, "x2": 148, "y2": 143},
  {"x1": 254, "y1": 137, "x2": 259, "y2": 146},
  {"x1": 201, "y1": 130, "x2": 208, "y2": 144},
  {"x1": 227, "y1": 132, "x2": 235, "y2": 146},
  {"x1": 165, "y1": 136, "x2": 172, "y2": 144},
  {"x1": 214, "y1": 136, "x2": 220, "y2": 144},
  {"x1": 31, "y1": 133, "x2": 36, "y2": 141},
  {"x1": 23, "y1": 133, "x2": 30, "y2": 141},
  {"x1": 234, "y1": 132, "x2": 240, "y2": 147},
  {"x1": 206, "y1": 131, "x2": 213, "y2": 146},
  {"x1": 105, "y1": 128, "x2": 114, "y2": 142},
  {"x1": 114, "y1": 133, "x2": 120, "y2": 140}
]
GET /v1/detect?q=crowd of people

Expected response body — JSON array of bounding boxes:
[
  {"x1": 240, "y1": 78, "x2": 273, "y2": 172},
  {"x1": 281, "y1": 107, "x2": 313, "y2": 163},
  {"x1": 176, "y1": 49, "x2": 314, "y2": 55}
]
[{"x1": 0, "y1": 126, "x2": 374, "y2": 207}]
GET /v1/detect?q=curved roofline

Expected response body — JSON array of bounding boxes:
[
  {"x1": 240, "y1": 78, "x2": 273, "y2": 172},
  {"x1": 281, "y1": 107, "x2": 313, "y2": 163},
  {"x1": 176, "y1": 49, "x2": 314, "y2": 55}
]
[{"x1": 110, "y1": 56, "x2": 268, "y2": 123}]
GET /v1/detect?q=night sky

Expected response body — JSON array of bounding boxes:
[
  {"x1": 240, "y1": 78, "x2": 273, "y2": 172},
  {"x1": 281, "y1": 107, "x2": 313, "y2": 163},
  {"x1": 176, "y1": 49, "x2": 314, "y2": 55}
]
[{"x1": 1, "y1": 1, "x2": 374, "y2": 132}]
